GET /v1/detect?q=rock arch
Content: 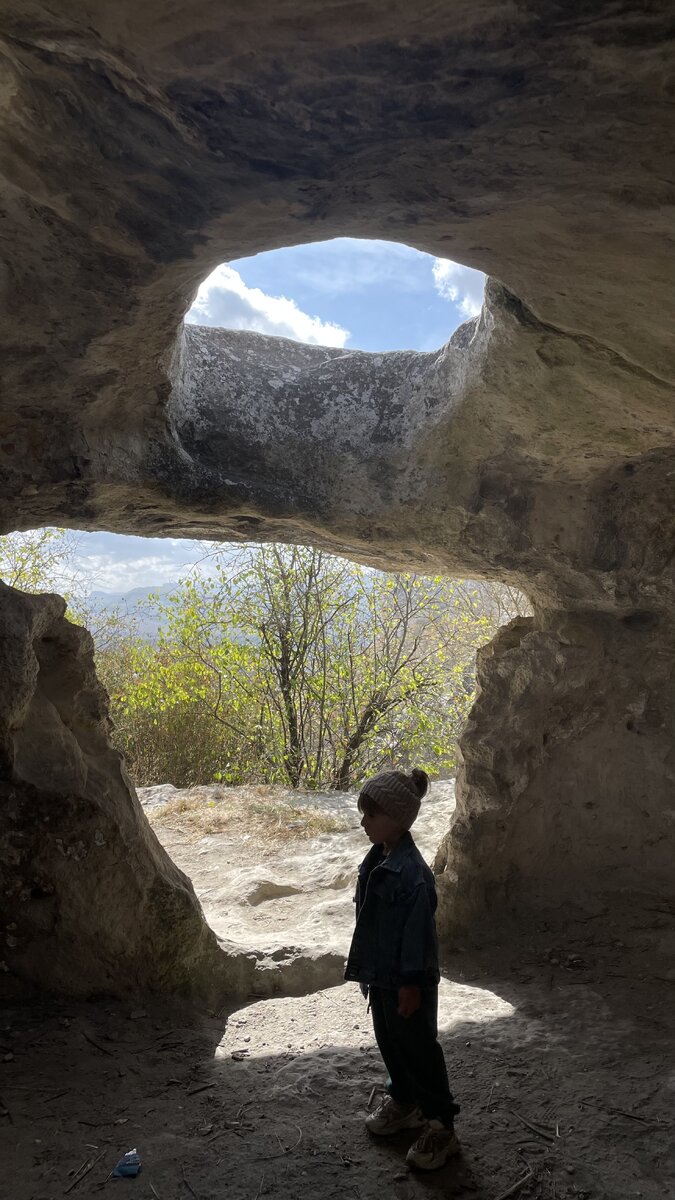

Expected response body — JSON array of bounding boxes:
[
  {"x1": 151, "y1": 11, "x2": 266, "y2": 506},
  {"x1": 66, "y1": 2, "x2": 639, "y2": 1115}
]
[{"x1": 0, "y1": 3, "x2": 673, "y2": 1001}]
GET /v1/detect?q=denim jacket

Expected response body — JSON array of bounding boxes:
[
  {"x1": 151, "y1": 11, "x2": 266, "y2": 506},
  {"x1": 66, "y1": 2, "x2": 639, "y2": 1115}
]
[{"x1": 344, "y1": 831, "x2": 441, "y2": 990}]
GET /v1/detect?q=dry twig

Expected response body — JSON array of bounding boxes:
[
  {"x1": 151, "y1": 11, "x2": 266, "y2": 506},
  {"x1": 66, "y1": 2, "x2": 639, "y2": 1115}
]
[
  {"x1": 256, "y1": 1125, "x2": 303, "y2": 1161},
  {"x1": 608, "y1": 1107, "x2": 655, "y2": 1125},
  {"x1": 181, "y1": 1164, "x2": 200, "y2": 1200},
  {"x1": 81, "y1": 1031, "x2": 113, "y2": 1057},
  {"x1": 64, "y1": 1150, "x2": 106, "y2": 1194},
  {"x1": 511, "y1": 1109, "x2": 555, "y2": 1141},
  {"x1": 494, "y1": 1167, "x2": 534, "y2": 1200}
]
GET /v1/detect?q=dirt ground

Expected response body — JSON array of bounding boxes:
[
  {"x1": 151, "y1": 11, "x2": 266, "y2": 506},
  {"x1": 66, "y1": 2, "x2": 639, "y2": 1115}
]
[{"x1": 2, "y1": 787, "x2": 674, "y2": 1199}]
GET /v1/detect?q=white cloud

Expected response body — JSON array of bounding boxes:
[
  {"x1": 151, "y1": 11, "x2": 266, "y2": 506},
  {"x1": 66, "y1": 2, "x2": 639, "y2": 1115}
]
[
  {"x1": 186, "y1": 264, "x2": 350, "y2": 347},
  {"x1": 74, "y1": 553, "x2": 195, "y2": 593},
  {"x1": 67, "y1": 533, "x2": 241, "y2": 595},
  {"x1": 65, "y1": 532, "x2": 208, "y2": 594},
  {"x1": 269, "y1": 238, "x2": 430, "y2": 296},
  {"x1": 431, "y1": 259, "x2": 485, "y2": 318}
]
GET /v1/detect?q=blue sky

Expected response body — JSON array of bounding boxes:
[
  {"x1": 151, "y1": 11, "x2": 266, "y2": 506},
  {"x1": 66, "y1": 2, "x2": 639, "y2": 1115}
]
[
  {"x1": 72, "y1": 240, "x2": 485, "y2": 593},
  {"x1": 187, "y1": 238, "x2": 485, "y2": 352}
]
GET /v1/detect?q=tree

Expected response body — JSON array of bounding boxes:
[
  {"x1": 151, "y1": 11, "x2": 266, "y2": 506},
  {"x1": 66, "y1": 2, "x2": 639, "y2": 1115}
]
[
  {"x1": 2, "y1": 528, "x2": 531, "y2": 791},
  {"x1": 132, "y1": 546, "x2": 518, "y2": 790},
  {"x1": 0, "y1": 526, "x2": 137, "y2": 652},
  {"x1": 0, "y1": 527, "x2": 77, "y2": 593}
]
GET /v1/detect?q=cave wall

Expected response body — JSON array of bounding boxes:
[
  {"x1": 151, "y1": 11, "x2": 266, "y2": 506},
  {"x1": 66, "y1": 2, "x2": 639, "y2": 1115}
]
[
  {"x1": 0, "y1": 580, "x2": 256, "y2": 1004},
  {"x1": 1, "y1": 2, "x2": 673, "y2": 551},
  {"x1": 435, "y1": 610, "x2": 675, "y2": 936},
  {"x1": 0, "y1": 2, "x2": 674, "y2": 997}
]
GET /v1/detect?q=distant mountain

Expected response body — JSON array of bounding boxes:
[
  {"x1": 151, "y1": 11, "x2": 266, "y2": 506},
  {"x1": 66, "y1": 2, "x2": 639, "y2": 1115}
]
[
  {"x1": 87, "y1": 582, "x2": 177, "y2": 609},
  {"x1": 86, "y1": 583, "x2": 178, "y2": 642}
]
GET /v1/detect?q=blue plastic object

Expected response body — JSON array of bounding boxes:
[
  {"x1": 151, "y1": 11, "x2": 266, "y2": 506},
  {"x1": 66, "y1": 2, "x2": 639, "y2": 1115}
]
[{"x1": 112, "y1": 1149, "x2": 142, "y2": 1178}]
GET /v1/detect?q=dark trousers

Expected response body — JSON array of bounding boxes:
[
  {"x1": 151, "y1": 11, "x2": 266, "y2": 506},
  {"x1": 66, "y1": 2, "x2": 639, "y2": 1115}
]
[{"x1": 369, "y1": 985, "x2": 460, "y2": 1128}]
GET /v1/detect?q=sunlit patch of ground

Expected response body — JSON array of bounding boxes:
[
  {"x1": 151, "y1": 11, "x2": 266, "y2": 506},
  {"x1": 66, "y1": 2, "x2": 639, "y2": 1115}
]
[
  {"x1": 147, "y1": 783, "x2": 349, "y2": 844},
  {"x1": 141, "y1": 783, "x2": 455, "y2": 981},
  {"x1": 5, "y1": 966, "x2": 673, "y2": 1199}
]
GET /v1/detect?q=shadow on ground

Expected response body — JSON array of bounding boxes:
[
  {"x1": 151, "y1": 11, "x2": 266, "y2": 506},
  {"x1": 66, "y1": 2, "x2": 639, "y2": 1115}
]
[{"x1": 2, "y1": 928, "x2": 674, "y2": 1200}]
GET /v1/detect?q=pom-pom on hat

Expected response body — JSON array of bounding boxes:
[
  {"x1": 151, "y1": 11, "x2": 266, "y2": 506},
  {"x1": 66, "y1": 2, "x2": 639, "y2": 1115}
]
[{"x1": 359, "y1": 768, "x2": 429, "y2": 830}]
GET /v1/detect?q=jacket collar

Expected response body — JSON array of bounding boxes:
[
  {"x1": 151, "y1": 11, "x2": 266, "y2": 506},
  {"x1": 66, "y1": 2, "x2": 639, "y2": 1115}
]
[{"x1": 360, "y1": 831, "x2": 415, "y2": 876}]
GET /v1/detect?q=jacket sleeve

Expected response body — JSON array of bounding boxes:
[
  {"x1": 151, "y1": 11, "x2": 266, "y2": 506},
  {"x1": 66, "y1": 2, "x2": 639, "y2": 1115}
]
[{"x1": 398, "y1": 881, "x2": 439, "y2": 986}]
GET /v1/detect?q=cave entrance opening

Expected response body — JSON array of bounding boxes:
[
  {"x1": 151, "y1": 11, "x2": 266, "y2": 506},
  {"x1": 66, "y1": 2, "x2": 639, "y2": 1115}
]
[
  {"x1": 0, "y1": 235, "x2": 501, "y2": 999},
  {"x1": 99, "y1": 541, "x2": 528, "y2": 997}
]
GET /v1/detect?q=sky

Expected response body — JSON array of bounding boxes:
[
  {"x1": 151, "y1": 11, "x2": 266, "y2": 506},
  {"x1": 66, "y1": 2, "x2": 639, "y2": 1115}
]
[{"x1": 70, "y1": 240, "x2": 485, "y2": 594}]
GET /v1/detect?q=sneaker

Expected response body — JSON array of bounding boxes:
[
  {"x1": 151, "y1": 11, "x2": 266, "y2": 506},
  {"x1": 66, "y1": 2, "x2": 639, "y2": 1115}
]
[
  {"x1": 365, "y1": 1092, "x2": 425, "y2": 1136},
  {"x1": 406, "y1": 1120, "x2": 460, "y2": 1170}
]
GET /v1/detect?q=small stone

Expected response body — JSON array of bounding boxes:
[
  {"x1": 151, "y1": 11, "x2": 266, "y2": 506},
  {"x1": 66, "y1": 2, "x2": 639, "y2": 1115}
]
[
  {"x1": 129, "y1": 1009, "x2": 147, "y2": 1020},
  {"x1": 3, "y1": 1052, "x2": 14, "y2": 1062},
  {"x1": 564, "y1": 954, "x2": 585, "y2": 969}
]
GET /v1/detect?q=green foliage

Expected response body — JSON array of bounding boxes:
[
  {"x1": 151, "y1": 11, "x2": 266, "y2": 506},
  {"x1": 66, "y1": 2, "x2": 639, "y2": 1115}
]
[
  {"x1": 0, "y1": 528, "x2": 76, "y2": 594},
  {"x1": 0, "y1": 526, "x2": 529, "y2": 791},
  {"x1": 0, "y1": 526, "x2": 136, "y2": 650},
  {"x1": 100, "y1": 637, "x2": 239, "y2": 787},
  {"x1": 98, "y1": 546, "x2": 529, "y2": 790}
]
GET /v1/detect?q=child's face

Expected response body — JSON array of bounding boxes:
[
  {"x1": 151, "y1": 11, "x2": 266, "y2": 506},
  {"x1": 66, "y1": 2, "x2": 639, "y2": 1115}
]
[{"x1": 359, "y1": 797, "x2": 405, "y2": 848}]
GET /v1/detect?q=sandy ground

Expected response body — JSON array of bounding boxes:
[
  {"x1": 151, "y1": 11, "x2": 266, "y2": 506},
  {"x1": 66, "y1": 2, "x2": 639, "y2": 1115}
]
[
  {"x1": 2, "y1": 786, "x2": 674, "y2": 1199},
  {"x1": 142, "y1": 782, "x2": 456, "y2": 994}
]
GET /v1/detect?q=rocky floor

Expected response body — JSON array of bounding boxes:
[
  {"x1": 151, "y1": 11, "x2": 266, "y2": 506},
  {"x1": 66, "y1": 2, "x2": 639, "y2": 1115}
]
[
  {"x1": 2, "y1": 786, "x2": 674, "y2": 1198},
  {"x1": 141, "y1": 781, "x2": 456, "y2": 996}
]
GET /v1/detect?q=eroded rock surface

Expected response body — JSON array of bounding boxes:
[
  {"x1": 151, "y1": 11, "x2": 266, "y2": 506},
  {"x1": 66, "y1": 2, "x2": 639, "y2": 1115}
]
[
  {"x1": 0, "y1": 581, "x2": 268, "y2": 1004},
  {"x1": 435, "y1": 610, "x2": 675, "y2": 934},
  {"x1": 0, "y1": 3, "x2": 673, "y2": 613}
]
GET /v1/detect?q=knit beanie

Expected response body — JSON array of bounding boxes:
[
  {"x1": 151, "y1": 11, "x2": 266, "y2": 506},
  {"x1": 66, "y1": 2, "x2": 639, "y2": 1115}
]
[{"x1": 359, "y1": 768, "x2": 429, "y2": 830}]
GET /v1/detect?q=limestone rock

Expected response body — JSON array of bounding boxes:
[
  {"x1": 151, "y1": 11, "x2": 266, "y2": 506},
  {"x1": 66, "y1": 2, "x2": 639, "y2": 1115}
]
[
  {"x1": 243, "y1": 880, "x2": 304, "y2": 907},
  {"x1": 0, "y1": 5, "x2": 672, "y2": 616},
  {"x1": 0, "y1": 581, "x2": 238, "y2": 1005},
  {"x1": 435, "y1": 609, "x2": 675, "y2": 935}
]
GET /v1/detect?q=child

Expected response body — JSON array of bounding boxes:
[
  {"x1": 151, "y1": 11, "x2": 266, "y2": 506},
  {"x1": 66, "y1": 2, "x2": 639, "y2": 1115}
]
[{"x1": 345, "y1": 768, "x2": 460, "y2": 1171}]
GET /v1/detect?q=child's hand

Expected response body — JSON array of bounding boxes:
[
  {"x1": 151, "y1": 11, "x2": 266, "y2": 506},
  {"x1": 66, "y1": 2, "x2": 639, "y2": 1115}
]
[{"x1": 397, "y1": 985, "x2": 421, "y2": 1018}]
